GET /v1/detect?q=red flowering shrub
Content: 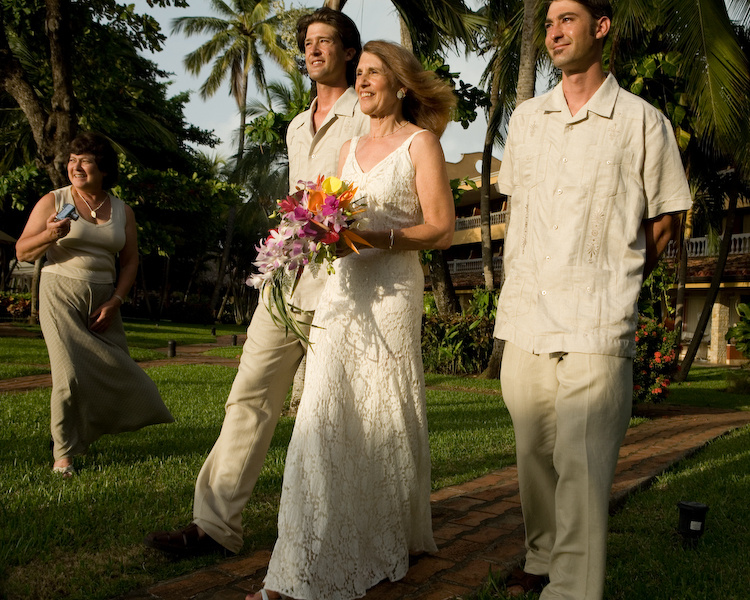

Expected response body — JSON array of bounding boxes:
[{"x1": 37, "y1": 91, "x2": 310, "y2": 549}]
[{"x1": 633, "y1": 316, "x2": 680, "y2": 404}]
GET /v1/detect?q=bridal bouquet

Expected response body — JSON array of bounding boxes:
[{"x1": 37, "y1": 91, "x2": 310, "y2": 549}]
[{"x1": 248, "y1": 175, "x2": 370, "y2": 342}]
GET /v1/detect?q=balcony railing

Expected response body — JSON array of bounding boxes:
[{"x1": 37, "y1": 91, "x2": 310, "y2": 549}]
[
  {"x1": 447, "y1": 256, "x2": 504, "y2": 278},
  {"x1": 664, "y1": 232, "x2": 750, "y2": 258},
  {"x1": 455, "y1": 210, "x2": 507, "y2": 231},
  {"x1": 445, "y1": 233, "x2": 750, "y2": 278}
]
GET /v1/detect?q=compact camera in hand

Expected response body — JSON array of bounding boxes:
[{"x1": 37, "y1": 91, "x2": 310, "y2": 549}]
[{"x1": 54, "y1": 204, "x2": 79, "y2": 221}]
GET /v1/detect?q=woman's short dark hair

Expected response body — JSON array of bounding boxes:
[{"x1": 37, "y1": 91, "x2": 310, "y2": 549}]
[
  {"x1": 69, "y1": 132, "x2": 119, "y2": 189},
  {"x1": 296, "y1": 7, "x2": 361, "y2": 86},
  {"x1": 361, "y1": 41, "x2": 456, "y2": 138}
]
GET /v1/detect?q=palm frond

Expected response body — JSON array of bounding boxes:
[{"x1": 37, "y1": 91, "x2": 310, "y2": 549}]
[
  {"x1": 391, "y1": 0, "x2": 487, "y2": 56},
  {"x1": 664, "y1": 0, "x2": 750, "y2": 152},
  {"x1": 208, "y1": 0, "x2": 238, "y2": 20},
  {"x1": 171, "y1": 16, "x2": 232, "y2": 36},
  {"x1": 610, "y1": 0, "x2": 656, "y2": 41},
  {"x1": 183, "y1": 30, "x2": 233, "y2": 74}
]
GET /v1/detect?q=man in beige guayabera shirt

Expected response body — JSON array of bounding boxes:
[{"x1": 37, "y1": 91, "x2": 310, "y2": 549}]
[
  {"x1": 144, "y1": 7, "x2": 369, "y2": 556},
  {"x1": 493, "y1": 0, "x2": 692, "y2": 598}
]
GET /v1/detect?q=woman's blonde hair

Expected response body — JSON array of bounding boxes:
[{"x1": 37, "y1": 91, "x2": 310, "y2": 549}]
[{"x1": 362, "y1": 40, "x2": 456, "y2": 137}]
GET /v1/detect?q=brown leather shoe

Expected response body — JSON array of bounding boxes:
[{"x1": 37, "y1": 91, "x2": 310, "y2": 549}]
[
  {"x1": 143, "y1": 522, "x2": 234, "y2": 557},
  {"x1": 504, "y1": 566, "x2": 549, "y2": 597}
]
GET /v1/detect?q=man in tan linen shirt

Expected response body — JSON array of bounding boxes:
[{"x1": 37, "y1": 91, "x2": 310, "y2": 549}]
[
  {"x1": 493, "y1": 1, "x2": 692, "y2": 598},
  {"x1": 144, "y1": 7, "x2": 368, "y2": 556}
]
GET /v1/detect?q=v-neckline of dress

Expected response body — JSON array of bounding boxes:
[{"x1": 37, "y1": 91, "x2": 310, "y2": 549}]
[{"x1": 352, "y1": 131, "x2": 422, "y2": 175}]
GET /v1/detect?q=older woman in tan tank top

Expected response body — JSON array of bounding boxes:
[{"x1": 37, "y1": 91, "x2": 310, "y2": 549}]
[{"x1": 16, "y1": 132, "x2": 172, "y2": 478}]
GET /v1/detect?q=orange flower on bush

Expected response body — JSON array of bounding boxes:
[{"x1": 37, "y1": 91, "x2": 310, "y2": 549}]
[{"x1": 633, "y1": 317, "x2": 679, "y2": 404}]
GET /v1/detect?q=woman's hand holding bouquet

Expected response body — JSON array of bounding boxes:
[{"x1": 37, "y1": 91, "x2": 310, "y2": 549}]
[{"x1": 248, "y1": 175, "x2": 370, "y2": 342}]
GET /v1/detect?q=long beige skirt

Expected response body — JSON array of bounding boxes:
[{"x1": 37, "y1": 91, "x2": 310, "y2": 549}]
[{"x1": 40, "y1": 272, "x2": 173, "y2": 460}]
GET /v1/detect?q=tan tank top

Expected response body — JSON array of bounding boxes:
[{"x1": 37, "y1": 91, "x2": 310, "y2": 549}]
[{"x1": 42, "y1": 186, "x2": 127, "y2": 284}]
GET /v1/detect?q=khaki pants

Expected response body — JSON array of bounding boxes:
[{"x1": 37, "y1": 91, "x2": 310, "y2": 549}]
[
  {"x1": 193, "y1": 301, "x2": 311, "y2": 553},
  {"x1": 500, "y1": 342, "x2": 632, "y2": 600}
]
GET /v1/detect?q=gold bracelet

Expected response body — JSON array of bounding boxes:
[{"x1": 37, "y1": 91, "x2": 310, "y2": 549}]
[{"x1": 388, "y1": 229, "x2": 395, "y2": 250}]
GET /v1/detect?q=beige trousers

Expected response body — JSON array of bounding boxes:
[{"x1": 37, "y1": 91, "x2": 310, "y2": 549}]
[
  {"x1": 500, "y1": 342, "x2": 632, "y2": 600},
  {"x1": 193, "y1": 301, "x2": 311, "y2": 553}
]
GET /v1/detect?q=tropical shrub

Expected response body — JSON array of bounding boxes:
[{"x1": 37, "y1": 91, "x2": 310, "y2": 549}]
[
  {"x1": 421, "y1": 288, "x2": 498, "y2": 375},
  {"x1": 0, "y1": 292, "x2": 31, "y2": 321},
  {"x1": 464, "y1": 287, "x2": 498, "y2": 321},
  {"x1": 725, "y1": 302, "x2": 750, "y2": 359},
  {"x1": 633, "y1": 316, "x2": 680, "y2": 404},
  {"x1": 422, "y1": 313, "x2": 494, "y2": 374}
]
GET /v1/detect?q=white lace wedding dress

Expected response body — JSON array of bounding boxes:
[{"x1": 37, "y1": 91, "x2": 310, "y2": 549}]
[{"x1": 263, "y1": 130, "x2": 437, "y2": 600}]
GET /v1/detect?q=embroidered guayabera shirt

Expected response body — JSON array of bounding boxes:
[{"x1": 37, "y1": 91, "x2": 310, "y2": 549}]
[
  {"x1": 494, "y1": 74, "x2": 692, "y2": 357},
  {"x1": 284, "y1": 87, "x2": 369, "y2": 311}
]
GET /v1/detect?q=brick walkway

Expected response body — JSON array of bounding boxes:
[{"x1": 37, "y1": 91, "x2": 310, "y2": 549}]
[
  {"x1": 3, "y1": 328, "x2": 749, "y2": 600},
  {"x1": 122, "y1": 405, "x2": 750, "y2": 600}
]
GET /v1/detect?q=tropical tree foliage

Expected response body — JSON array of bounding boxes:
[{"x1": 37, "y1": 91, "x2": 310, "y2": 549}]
[
  {"x1": 0, "y1": 0, "x2": 266, "y2": 324},
  {"x1": 243, "y1": 70, "x2": 311, "y2": 159},
  {"x1": 0, "y1": 0, "x2": 202, "y2": 186},
  {"x1": 610, "y1": 0, "x2": 750, "y2": 381},
  {"x1": 172, "y1": 0, "x2": 299, "y2": 312}
]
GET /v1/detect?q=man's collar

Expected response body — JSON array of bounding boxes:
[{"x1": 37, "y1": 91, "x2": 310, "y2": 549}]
[
  {"x1": 331, "y1": 86, "x2": 359, "y2": 115},
  {"x1": 291, "y1": 86, "x2": 358, "y2": 131},
  {"x1": 541, "y1": 73, "x2": 619, "y2": 120}
]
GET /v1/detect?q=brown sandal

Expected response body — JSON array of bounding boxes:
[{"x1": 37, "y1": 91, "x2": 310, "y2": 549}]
[{"x1": 504, "y1": 567, "x2": 549, "y2": 596}]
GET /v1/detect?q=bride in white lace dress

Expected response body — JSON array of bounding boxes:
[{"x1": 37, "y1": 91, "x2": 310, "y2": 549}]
[{"x1": 249, "y1": 41, "x2": 457, "y2": 600}]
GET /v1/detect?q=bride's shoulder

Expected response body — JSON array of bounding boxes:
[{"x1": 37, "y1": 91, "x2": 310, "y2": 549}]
[{"x1": 407, "y1": 128, "x2": 442, "y2": 159}]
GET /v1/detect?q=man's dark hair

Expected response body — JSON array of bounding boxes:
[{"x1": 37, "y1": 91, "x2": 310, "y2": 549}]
[
  {"x1": 69, "y1": 132, "x2": 119, "y2": 189},
  {"x1": 551, "y1": 0, "x2": 612, "y2": 21},
  {"x1": 296, "y1": 7, "x2": 361, "y2": 86}
]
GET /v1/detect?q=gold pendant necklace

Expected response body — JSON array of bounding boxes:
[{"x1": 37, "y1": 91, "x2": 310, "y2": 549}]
[{"x1": 75, "y1": 187, "x2": 107, "y2": 219}]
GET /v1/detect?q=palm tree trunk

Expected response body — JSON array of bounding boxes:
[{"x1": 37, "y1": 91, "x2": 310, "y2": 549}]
[
  {"x1": 29, "y1": 259, "x2": 43, "y2": 324},
  {"x1": 138, "y1": 258, "x2": 154, "y2": 320},
  {"x1": 673, "y1": 207, "x2": 693, "y2": 341},
  {"x1": 428, "y1": 254, "x2": 460, "y2": 316},
  {"x1": 516, "y1": 0, "x2": 540, "y2": 105},
  {"x1": 480, "y1": 54, "x2": 502, "y2": 291},
  {"x1": 482, "y1": 0, "x2": 540, "y2": 377},
  {"x1": 399, "y1": 16, "x2": 413, "y2": 51},
  {"x1": 674, "y1": 192, "x2": 738, "y2": 382},
  {"x1": 480, "y1": 134, "x2": 495, "y2": 291},
  {"x1": 158, "y1": 254, "x2": 171, "y2": 321},
  {"x1": 210, "y1": 77, "x2": 248, "y2": 315}
]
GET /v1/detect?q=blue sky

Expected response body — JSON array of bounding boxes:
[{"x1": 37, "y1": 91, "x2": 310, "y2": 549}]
[{"x1": 133, "y1": 0, "x2": 495, "y2": 164}]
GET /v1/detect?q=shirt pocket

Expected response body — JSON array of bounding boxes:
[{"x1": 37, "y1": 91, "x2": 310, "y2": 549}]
[
  {"x1": 514, "y1": 142, "x2": 550, "y2": 190},
  {"x1": 588, "y1": 146, "x2": 630, "y2": 198},
  {"x1": 498, "y1": 267, "x2": 534, "y2": 321}
]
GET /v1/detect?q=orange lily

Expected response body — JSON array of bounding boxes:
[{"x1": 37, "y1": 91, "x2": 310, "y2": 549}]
[{"x1": 307, "y1": 189, "x2": 326, "y2": 212}]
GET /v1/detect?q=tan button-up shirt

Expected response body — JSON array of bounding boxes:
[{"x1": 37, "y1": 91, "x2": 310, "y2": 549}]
[
  {"x1": 285, "y1": 87, "x2": 370, "y2": 311},
  {"x1": 494, "y1": 74, "x2": 692, "y2": 357}
]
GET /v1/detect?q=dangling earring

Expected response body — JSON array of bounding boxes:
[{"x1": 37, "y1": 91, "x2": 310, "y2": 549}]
[{"x1": 396, "y1": 89, "x2": 406, "y2": 99}]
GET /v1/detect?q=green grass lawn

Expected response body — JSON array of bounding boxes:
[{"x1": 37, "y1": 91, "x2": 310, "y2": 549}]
[
  {"x1": 0, "y1": 319, "x2": 247, "y2": 379},
  {"x1": 0, "y1": 366, "x2": 513, "y2": 600},
  {"x1": 0, "y1": 337, "x2": 50, "y2": 379},
  {"x1": 1, "y1": 330, "x2": 748, "y2": 600}
]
